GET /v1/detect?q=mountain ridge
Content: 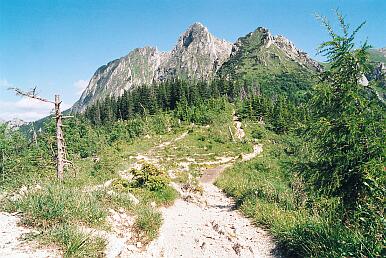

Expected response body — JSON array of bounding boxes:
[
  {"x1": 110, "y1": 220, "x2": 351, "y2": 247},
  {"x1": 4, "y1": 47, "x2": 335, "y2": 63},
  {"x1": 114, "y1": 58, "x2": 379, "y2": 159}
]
[{"x1": 72, "y1": 23, "x2": 320, "y2": 113}]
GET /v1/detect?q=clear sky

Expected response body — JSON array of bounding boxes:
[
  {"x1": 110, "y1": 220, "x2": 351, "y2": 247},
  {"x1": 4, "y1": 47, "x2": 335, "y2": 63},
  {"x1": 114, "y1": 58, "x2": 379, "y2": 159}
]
[{"x1": 0, "y1": 0, "x2": 385, "y2": 121}]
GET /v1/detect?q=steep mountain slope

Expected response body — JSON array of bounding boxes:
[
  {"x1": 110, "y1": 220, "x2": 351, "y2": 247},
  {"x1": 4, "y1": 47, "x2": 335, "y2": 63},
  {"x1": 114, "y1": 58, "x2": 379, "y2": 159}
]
[
  {"x1": 72, "y1": 23, "x2": 232, "y2": 112},
  {"x1": 217, "y1": 27, "x2": 321, "y2": 95},
  {"x1": 73, "y1": 24, "x2": 322, "y2": 113},
  {"x1": 73, "y1": 47, "x2": 166, "y2": 112}
]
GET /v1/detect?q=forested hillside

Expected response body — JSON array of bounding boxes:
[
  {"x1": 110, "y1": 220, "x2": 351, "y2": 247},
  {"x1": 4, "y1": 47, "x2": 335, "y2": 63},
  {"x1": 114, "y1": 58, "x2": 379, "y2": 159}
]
[{"x1": 0, "y1": 14, "x2": 385, "y2": 258}]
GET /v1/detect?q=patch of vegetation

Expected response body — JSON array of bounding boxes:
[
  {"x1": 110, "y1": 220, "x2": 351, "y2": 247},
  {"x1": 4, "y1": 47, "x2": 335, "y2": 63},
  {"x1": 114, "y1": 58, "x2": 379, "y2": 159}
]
[
  {"x1": 130, "y1": 163, "x2": 170, "y2": 191},
  {"x1": 4, "y1": 184, "x2": 106, "y2": 228},
  {"x1": 44, "y1": 223, "x2": 106, "y2": 258},
  {"x1": 134, "y1": 206, "x2": 162, "y2": 243},
  {"x1": 2, "y1": 182, "x2": 107, "y2": 257}
]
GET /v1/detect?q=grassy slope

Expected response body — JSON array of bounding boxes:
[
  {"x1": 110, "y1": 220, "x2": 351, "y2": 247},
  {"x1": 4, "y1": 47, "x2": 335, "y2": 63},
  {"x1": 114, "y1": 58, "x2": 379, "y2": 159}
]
[
  {"x1": 1, "y1": 116, "x2": 185, "y2": 256},
  {"x1": 217, "y1": 28, "x2": 316, "y2": 97},
  {"x1": 216, "y1": 121, "x2": 380, "y2": 257},
  {"x1": 1, "y1": 102, "x2": 253, "y2": 257},
  {"x1": 1, "y1": 131, "x2": 181, "y2": 256}
]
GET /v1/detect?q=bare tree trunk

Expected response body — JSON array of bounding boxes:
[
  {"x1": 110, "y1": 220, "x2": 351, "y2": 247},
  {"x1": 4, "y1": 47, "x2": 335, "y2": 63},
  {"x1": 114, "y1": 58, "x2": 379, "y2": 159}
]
[
  {"x1": 55, "y1": 95, "x2": 64, "y2": 181},
  {"x1": 9, "y1": 87, "x2": 71, "y2": 182},
  {"x1": 228, "y1": 125, "x2": 234, "y2": 142},
  {"x1": 31, "y1": 122, "x2": 38, "y2": 147}
]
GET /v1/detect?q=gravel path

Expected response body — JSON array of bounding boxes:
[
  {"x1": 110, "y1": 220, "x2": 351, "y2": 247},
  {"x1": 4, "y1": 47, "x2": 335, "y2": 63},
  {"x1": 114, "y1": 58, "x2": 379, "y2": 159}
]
[
  {"x1": 128, "y1": 142, "x2": 280, "y2": 258},
  {"x1": 130, "y1": 183, "x2": 279, "y2": 258},
  {"x1": 0, "y1": 212, "x2": 60, "y2": 258}
]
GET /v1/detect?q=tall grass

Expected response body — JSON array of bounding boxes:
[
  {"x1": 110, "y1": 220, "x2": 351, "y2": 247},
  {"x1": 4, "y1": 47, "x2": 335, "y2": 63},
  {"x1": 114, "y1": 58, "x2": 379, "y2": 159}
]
[
  {"x1": 4, "y1": 183, "x2": 106, "y2": 227},
  {"x1": 216, "y1": 123, "x2": 382, "y2": 257},
  {"x1": 45, "y1": 224, "x2": 106, "y2": 258}
]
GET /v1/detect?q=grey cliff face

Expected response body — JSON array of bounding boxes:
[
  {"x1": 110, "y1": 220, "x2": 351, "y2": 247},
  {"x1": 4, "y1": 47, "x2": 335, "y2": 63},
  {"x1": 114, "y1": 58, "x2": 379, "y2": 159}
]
[
  {"x1": 72, "y1": 23, "x2": 320, "y2": 113},
  {"x1": 73, "y1": 47, "x2": 167, "y2": 112},
  {"x1": 72, "y1": 23, "x2": 232, "y2": 112},
  {"x1": 272, "y1": 35, "x2": 322, "y2": 72},
  {"x1": 155, "y1": 23, "x2": 233, "y2": 81}
]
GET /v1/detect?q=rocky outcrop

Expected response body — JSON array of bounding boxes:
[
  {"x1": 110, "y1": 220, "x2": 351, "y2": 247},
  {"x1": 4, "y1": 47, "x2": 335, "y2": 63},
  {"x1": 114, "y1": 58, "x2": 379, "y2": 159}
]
[
  {"x1": 72, "y1": 24, "x2": 320, "y2": 113},
  {"x1": 273, "y1": 35, "x2": 322, "y2": 71},
  {"x1": 72, "y1": 23, "x2": 232, "y2": 112},
  {"x1": 155, "y1": 23, "x2": 232, "y2": 82}
]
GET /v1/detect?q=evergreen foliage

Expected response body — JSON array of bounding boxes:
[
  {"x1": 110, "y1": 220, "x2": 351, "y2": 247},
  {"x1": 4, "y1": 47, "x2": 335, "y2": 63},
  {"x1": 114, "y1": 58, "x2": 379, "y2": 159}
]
[
  {"x1": 304, "y1": 12, "x2": 385, "y2": 212},
  {"x1": 83, "y1": 76, "x2": 309, "y2": 126}
]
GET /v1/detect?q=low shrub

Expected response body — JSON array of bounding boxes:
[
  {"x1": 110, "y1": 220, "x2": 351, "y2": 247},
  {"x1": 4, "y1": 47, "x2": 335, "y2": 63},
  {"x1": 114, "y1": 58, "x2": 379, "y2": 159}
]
[{"x1": 130, "y1": 163, "x2": 170, "y2": 191}]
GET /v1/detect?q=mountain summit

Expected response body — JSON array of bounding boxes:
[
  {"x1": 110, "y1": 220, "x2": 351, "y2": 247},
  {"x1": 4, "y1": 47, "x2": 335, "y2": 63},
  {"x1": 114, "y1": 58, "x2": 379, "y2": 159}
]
[
  {"x1": 218, "y1": 27, "x2": 321, "y2": 82},
  {"x1": 154, "y1": 22, "x2": 233, "y2": 82},
  {"x1": 72, "y1": 23, "x2": 319, "y2": 112},
  {"x1": 72, "y1": 23, "x2": 232, "y2": 112}
]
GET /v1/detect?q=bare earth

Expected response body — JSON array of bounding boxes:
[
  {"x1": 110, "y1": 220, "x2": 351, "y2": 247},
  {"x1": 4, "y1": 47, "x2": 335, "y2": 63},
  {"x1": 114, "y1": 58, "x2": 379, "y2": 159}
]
[
  {"x1": 131, "y1": 167, "x2": 279, "y2": 258},
  {"x1": 0, "y1": 212, "x2": 60, "y2": 258}
]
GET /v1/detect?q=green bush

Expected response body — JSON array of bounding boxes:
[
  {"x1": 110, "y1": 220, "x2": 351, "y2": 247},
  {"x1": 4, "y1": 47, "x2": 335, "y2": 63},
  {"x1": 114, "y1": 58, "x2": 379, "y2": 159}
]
[{"x1": 130, "y1": 163, "x2": 170, "y2": 191}]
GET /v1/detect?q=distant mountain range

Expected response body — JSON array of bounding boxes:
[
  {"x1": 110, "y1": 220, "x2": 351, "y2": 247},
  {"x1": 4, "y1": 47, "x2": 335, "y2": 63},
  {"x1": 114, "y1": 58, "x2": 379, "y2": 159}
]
[{"x1": 72, "y1": 23, "x2": 321, "y2": 112}]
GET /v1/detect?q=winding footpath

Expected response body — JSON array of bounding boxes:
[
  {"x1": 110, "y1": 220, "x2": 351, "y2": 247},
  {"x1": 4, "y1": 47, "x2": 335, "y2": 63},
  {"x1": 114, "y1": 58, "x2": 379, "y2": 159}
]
[
  {"x1": 0, "y1": 117, "x2": 281, "y2": 257},
  {"x1": 127, "y1": 117, "x2": 280, "y2": 258},
  {"x1": 131, "y1": 162, "x2": 279, "y2": 258}
]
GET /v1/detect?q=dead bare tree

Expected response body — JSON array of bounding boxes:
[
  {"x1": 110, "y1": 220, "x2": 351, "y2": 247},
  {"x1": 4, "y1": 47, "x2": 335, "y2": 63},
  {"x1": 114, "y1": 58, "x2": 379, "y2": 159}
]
[{"x1": 9, "y1": 87, "x2": 71, "y2": 181}]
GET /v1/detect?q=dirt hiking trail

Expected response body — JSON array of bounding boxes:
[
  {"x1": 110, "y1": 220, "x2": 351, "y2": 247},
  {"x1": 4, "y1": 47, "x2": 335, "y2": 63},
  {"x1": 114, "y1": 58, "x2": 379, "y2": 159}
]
[
  {"x1": 125, "y1": 118, "x2": 280, "y2": 258},
  {"x1": 131, "y1": 164, "x2": 280, "y2": 258},
  {"x1": 0, "y1": 117, "x2": 281, "y2": 258}
]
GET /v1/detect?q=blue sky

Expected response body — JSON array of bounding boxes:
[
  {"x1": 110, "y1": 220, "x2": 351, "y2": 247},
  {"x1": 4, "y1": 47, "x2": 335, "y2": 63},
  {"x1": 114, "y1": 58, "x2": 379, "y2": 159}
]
[{"x1": 0, "y1": 0, "x2": 385, "y2": 121}]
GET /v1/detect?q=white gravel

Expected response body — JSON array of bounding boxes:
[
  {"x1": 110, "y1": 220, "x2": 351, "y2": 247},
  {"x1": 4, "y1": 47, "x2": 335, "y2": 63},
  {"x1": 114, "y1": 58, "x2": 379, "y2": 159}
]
[
  {"x1": 128, "y1": 182, "x2": 280, "y2": 258},
  {"x1": 0, "y1": 212, "x2": 60, "y2": 258}
]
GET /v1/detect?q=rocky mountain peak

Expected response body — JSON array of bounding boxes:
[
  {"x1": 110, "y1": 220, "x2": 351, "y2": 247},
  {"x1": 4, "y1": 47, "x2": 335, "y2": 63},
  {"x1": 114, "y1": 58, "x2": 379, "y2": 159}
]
[
  {"x1": 179, "y1": 22, "x2": 209, "y2": 48},
  {"x1": 154, "y1": 22, "x2": 232, "y2": 82},
  {"x1": 72, "y1": 23, "x2": 322, "y2": 113},
  {"x1": 230, "y1": 27, "x2": 321, "y2": 71},
  {"x1": 72, "y1": 23, "x2": 232, "y2": 112}
]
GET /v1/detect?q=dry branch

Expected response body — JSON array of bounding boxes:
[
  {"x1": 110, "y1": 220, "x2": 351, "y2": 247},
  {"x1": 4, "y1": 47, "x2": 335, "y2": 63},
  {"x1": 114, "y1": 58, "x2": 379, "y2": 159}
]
[{"x1": 9, "y1": 87, "x2": 70, "y2": 181}]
